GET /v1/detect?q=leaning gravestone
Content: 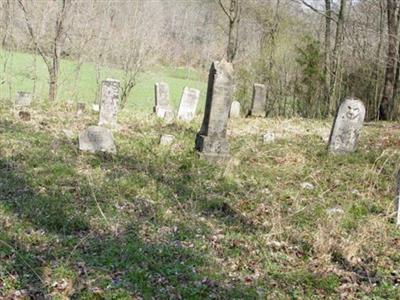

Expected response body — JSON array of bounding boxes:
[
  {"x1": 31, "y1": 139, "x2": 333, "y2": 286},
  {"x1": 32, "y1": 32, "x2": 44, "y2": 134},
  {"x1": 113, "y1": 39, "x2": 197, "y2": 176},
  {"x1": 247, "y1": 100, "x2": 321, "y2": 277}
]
[
  {"x1": 328, "y1": 98, "x2": 366, "y2": 154},
  {"x1": 154, "y1": 82, "x2": 174, "y2": 118},
  {"x1": 195, "y1": 60, "x2": 234, "y2": 162},
  {"x1": 229, "y1": 101, "x2": 241, "y2": 118},
  {"x1": 396, "y1": 170, "x2": 400, "y2": 226},
  {"x1": 99, "y1": 79, "x2": 119, "y2": 127},
  {"x1": 15, "y1": 92, "x2": 32, "y2": 107},
  {"x1": 79, "y1": 126, "x2": 116, "y2": 154},
  {"x1": 249, "y1": 83, "x2": 266, "y2": 117},
  {"x1": 177, "y1": 87, "x2": 200, "y2": 121}
]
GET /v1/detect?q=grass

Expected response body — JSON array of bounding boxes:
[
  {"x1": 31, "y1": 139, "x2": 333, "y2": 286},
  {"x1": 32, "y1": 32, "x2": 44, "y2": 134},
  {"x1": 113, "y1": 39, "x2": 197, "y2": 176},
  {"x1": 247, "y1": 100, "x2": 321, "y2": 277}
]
[
  {"x1": 1, "y1": 48, "x2": 400, "y2": 299},
  {"x1": 0, "y1": 49, "x2": 207, "y2": 111},
  {"x1": 0, "y1": 99, "x2": 399, "y2": 299}
]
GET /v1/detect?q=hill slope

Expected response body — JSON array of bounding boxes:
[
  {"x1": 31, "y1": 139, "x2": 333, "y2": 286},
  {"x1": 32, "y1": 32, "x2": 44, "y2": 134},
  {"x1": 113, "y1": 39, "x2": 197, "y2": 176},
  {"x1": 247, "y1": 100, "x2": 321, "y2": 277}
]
[{"x1": 0, "y1": 104, "x2": 399, "y2": 298}]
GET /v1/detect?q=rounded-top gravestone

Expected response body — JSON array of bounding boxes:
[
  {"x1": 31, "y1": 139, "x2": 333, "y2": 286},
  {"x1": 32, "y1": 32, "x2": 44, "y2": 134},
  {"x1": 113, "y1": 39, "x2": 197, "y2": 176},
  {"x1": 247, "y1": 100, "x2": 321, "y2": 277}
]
[{"x1": 328, "y1": 98, "x2": 366, "y2": 154}]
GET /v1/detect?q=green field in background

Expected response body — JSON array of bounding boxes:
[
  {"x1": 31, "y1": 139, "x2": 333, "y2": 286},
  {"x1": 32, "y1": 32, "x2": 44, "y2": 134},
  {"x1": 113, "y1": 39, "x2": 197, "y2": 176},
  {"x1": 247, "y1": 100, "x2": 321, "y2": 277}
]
[{"x1": 0, "y1": 49, "x2": 207, "y2": 112}]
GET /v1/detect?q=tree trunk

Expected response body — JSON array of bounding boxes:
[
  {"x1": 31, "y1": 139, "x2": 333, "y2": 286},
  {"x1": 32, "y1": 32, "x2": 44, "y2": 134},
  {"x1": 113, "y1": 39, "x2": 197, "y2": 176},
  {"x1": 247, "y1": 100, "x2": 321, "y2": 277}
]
[
  {"x1": 380, "y1": 0, "x2": 399, "y2": 120},
  {"x1": 324, "y1": 0, "x2": 332, "y2": 116},
  {"x1": 48, "y1": 58, "x2": 59, "y2": 102},
  {"x1": 219, "y1": 0, "x2": 241, "y2": 63},
  {"x1": 330, "y1": 0, "x2": 346, "y2": 114}
]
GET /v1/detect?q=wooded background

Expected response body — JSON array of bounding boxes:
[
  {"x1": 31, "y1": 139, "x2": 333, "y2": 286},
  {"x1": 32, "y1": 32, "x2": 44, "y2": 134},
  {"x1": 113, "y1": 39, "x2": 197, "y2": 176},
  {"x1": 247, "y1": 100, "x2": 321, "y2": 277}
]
[{"x1": 0, "y1": 0, "x2": 398, "y2": 120}]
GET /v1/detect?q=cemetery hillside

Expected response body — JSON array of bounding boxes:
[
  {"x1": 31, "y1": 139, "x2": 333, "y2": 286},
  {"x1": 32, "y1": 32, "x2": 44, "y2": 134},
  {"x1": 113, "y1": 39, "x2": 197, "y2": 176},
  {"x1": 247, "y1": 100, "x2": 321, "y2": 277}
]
[{"x1": 1, "y1": 0, "x2": 400, "y2": 299}]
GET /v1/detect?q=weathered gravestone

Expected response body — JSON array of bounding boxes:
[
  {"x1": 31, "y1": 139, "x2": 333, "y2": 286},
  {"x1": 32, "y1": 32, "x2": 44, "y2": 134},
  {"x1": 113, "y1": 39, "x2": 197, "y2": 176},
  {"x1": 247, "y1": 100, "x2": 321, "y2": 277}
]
[
  {"x1": 154, "y1": 82, "x2": 174, "y2": 118},
  {"x1": 79, "y1": 126, "x2": 116, "y2": 154},
  {"x1": 177, "y1": 87, "x2": 200, "y2": 121},
  {"x1": 195, "y1": 60, "x2": 234, "y2": 162},
  {"x1": 328, "y1": 98, "x2": 366, "y2": 154},
  {"x1": 99, "y1": 79, "x2": 120, "y2": 127},
  {"x1": 249, "y1": 83, "x2": 266, "y2": 117},
  {"x1": 15, "y1": 92, "x2": 32, "y2": 107},
  {"x1": 76, "y1": 102, "x2": 85, "y2": 117},
  {"x1": 160, "y1": 134, "x2": 176, "y2": 145},
  {"x1": 396, "y1": 170, "x2": 400, "y2": 226},
  {"x1": 229, "y1": 101, "x2": 241, "y2": 118}
]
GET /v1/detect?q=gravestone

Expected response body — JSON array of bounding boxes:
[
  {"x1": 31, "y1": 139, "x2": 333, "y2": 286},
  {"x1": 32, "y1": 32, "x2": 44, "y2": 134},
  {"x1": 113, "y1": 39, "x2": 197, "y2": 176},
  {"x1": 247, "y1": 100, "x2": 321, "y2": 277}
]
[
  {"x1": 195, "y1": 60, "x2": 234, "y2": 162},
  {"x1": 76, "y1": 102, "x2": 85, "y2": 116},
  {"x1": 328, "y1": 98, "x2": 366, "y2": 154},
  {"x1": 177, "y1": 87, "x2": 200, "y2": 121},
  {"x1": 92, "y1": 104, "x2": 100, "y2": 112},
  {"x1": 15, "y1": 92, "x2": 32, "y2": 107},
  {"x1": 263, "y1": 132, "x2": 275, "y2": 144},
  {"x1": 160, "y1": 134, "x2": 175, "y2": 145},
  {"x1": 396, "y1": 170, "x2": 400, "y2": 226},
  {"x1": 99, "y1": 79, "x2": 119, "y2": 127},
  {"x1": 79, "y1": 126, "x2": 116, "y2": 154},
  {"x1": 154, "y1": 82, "x2": 173, "y2": 118},
  {"x1": 229, "y1": 101, "x2": 241, "y2": 118},
  {"x1": 249, "y1": 83, "x2": 266, "y2": 117}
]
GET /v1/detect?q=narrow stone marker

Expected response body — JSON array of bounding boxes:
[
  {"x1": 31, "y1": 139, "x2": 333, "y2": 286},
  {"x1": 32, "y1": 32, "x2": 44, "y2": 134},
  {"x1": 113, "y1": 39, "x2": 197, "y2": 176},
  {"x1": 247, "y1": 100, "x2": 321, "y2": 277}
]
[
  {"x1": 99, "y1": 79, "x2": 120, "y2": 127},
  {"x1": 229, "y1": 101, "x2": 241, "y2": 118},
  {"x1": 177, "y1": 87, "x2": 200, "y2": 121},
  {"x1": 15, "y1": 91, "x2": 32, "y2": 107},
  {"x1": 154, "y1": 82, "x2": 174, "y2": 118},
  {"x1": 249, "y1": 83, "x2": 266, "y2": 117},
  {"x1": 396, "y1": 170, "x2": 400, "y2": 226},
  {"x1": 79, "y1": 126, "x2": 116, "y2": 154},
  {"x1": 195, "y1": 60, "x2": 234, "y2": 162},
  {"x1": 76, "y1": 102, "x2": 85, "y2": 116},
  {"x1": 328, "y1": 98, "x2": 366, "y2": 154}
]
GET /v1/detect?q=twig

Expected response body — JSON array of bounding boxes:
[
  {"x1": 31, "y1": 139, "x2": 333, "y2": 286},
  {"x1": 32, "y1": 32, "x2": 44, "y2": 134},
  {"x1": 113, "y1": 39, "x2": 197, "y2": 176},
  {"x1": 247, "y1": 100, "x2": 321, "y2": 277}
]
[
  {"x1": 0, "y1": 239, "x2": 44, "y2": 284},
  {"x1": 87, "y1": 174, "x2": 109, "y2": 226}
]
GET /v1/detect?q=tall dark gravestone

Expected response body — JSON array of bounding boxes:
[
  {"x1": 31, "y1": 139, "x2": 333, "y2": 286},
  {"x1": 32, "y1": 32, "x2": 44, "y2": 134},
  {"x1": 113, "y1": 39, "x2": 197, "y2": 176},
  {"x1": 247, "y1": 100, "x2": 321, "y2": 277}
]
[{"x1": 195, "y1": 60, "x2": 234, "y2": 162}]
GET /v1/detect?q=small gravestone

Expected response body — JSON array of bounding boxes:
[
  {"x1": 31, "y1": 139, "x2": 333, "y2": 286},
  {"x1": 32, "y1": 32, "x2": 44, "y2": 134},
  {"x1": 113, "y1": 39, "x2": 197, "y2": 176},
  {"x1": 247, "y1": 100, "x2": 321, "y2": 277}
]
[
  {"x1": 177, "y1": 87, "x2": 200, "y2": 121},
  {"x1": 79, "y1": 126, "x2": 116, "y2": 154},
  {"x1": 328, "y1": 98, "x2": 366, "y2": 154},
  {"x1": 154, "y1": 82, "x2": 173, "y2": 118},
  {"x1": 249, "y1": 83, "x2": 266, "y2": 117},
  {"x1": 195, "y1": 60, "x2": 234, "y2": 162},
  {"x1": 396, "y1": 170, "x2": 400, "y2": 226},
  {"x1": 229, "y1": 101, "x2": 241, "y2": 118},
  {"x1": 99, "y1": 79, "x2": 120, "y2": 127},
  {"x1": 62, "y1": 129, "x2": 75, "y2": 140},
  {"x1": 76, "y1": 102, "x2": 85, "y2": 116},
  {"x1": 160, "y1": 134, "x2": 175, "y2": 145},
  {"x1": 262, "y1": 132, "x2": 275, "y2": 144},
  {"x1": 15, "y1": 92, "x2": 32, "y2": 107},
  {"x1": 92, "y1": 104, "x2": 100, "y2": 112}
]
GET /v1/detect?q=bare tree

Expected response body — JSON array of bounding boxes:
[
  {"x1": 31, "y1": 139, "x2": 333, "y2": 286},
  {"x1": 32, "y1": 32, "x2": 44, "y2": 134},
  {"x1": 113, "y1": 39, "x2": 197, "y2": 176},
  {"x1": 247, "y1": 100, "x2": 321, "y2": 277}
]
[
  {"x1": 380, "y1": 0, "x2": 400, "y2": 120},
  {"x1": 17, "y1": 0, "x2": 72, "y2": 101},
  {"x1": 218, "y1": 0, "x2": 241, "y2": 62}
]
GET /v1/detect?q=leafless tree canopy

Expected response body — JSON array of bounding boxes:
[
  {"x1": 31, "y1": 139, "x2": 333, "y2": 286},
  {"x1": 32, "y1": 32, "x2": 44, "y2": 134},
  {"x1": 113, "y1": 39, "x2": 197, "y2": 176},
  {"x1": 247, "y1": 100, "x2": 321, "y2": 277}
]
[{"x1": 1, "y1": 0, "x2": 400, "y2": 119}]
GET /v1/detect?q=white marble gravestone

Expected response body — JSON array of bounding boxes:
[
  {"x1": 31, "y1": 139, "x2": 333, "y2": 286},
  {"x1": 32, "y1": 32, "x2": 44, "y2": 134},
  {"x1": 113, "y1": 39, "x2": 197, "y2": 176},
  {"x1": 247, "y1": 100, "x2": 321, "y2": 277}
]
[
  {"x1": 177, "y1": 87, "x2": 200, "y2": 121},
  {"x1": 15, "y1": 92, "x2": 32, "y2": 107},
  {"x1": 229, "y1": 101, "x2": 241, "y2": 118},
  {"x1": 79, "y1": 126, "x2": 116, "y2": 154},
  {"x1": 99, "y1": 79, "x2": 120, "y2": 127},
  {"x1": 154, "y1": 82, "x2": 174, "y2": 118},
  {"x1": 195, "y1": 60, "x2": 234, "y2": 162},
  {"x1": 249, "y1": 83, "x2": 266, "y2": 117},
  {"x1": 328, "y1": 98, "x2": 366, "y2": 154}
]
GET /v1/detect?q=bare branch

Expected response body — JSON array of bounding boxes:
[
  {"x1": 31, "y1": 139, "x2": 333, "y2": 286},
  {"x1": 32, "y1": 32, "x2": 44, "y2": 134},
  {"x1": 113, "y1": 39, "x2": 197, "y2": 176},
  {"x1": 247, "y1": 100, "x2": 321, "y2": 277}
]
[{"x1": 292, "y1": 0, "x2": 338, "y2": 23}]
